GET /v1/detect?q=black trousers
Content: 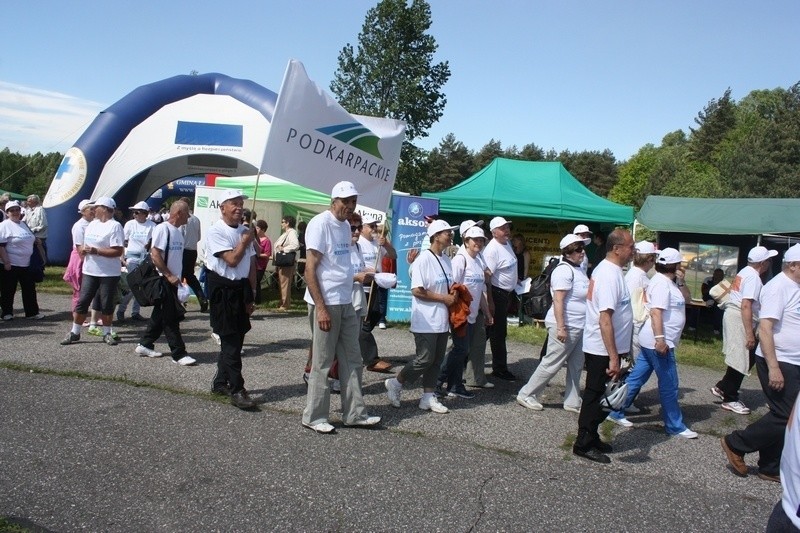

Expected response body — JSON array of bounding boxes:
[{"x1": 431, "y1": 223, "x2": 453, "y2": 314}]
[
  {"x1": 575, "y1": 353, "x2": 615, "y2": 451},
  {"x1": 0, "y1": 265, "x2": 39, "y2": 317},
  {"x1": 726, "y1": 357, "x2": 800, "y2": 477},
  {"x1": 716, "y1": 347, "x2": 757, "y2": 402},
  {"x1": 214, "y1": 331, "x2": 247, "y2": 394},
  {"x1": 488, "y1": 286, "x2": 512, "y2": 372},
  {"x1": 181, "y1": 249, "x2": 206, "y2": 304},
  {"x1": 138, "y1": 285, "x2": 186, "y2": 360}
]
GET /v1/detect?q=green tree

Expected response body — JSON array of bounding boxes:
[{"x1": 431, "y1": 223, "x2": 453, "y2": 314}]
[
  {"x1": 330, "y1": 0, "x2": 450, "y2": 193},
  {"x1": 689, "y1": 88, "x2": 736, "y2": 163},
  {"x1": 557, "y1": 149, "x2": 619, "y2": 197},
  {"x1": 426, "y1": 133, "x2": 474, "y2": 191},
  {"x1": 472, "y1": 139, "x2": 504, "y2": 171},
  {"x1": 609, "y1": 144, "x2": 660, "y2": 208}
]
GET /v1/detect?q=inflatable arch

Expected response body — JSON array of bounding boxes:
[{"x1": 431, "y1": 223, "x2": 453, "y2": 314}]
[{"x1": 43, "y1": 73, "x2": 278, "y2": 264}]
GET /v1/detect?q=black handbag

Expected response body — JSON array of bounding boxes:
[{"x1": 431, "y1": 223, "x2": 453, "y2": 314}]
[
  {"x1": 28, "y1": 242, "x2": 46, "y2": 283},
  {"x1": 274, "y1": 251, "x2": 296, "y2": 267},
  {"x1": 126, "y1": 232, "x2": 169, "y2": 307}
]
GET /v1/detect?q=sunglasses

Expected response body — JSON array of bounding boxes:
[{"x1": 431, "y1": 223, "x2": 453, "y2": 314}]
[{"x1": 351, "y1": 225, "x2": 363, "y2": 232}]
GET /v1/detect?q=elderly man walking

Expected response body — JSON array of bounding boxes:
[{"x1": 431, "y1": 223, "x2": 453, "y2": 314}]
[
  {"x1": 302, "y1": 181, "x2": 381, "y2": 434},
  {"x1": 721, "y1": 244, "x2": 800, "y2": 483}
]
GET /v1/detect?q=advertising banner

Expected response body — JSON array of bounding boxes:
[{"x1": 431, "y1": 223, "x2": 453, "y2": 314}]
[
  {"x1": 261, "y1": 60, "x2": 406, "y2": 211},
  {"x1": 386, "y1": 195, "x2": 439, "y2": 322}
]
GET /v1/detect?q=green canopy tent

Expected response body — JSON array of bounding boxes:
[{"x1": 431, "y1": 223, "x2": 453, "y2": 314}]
[
  {"x1": 214, "y1": 174, "x2": 330, "y2": 224},
  {"x1": 0, "y1": 188, "x2": 26, "y2": 201},
  {"x1": 422, "y1": 158, "x2": 634, "y2": 224}
]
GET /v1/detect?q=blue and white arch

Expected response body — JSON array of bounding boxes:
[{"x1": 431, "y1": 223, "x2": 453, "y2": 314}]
[{"x1": 43, "y1": 73, "x2": 277, "y2": 264}]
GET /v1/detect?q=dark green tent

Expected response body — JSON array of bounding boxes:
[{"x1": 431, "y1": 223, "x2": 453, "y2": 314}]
[
  {"x1": 0, "y1": 188, "x2": 26, "y2": 201},
  {"x1": 422, "y1": 158, "x2": 633, "y2": 224}
]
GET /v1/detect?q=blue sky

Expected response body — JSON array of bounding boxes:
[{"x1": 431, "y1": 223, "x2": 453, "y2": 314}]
[{"x1": 2, "y1": 1, "x2": 798, "y2": 162}]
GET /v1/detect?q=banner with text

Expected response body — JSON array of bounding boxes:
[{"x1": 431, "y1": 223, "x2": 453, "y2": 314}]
[
  {"x1": 386, "y1": 195, "x2": 439, "y2": 323},
  {"x1": 261, "y1": 59, "x2": 406, "y2": 211}
]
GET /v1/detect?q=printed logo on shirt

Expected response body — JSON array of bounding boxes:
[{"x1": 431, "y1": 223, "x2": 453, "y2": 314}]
[
  {"x1": 732, "y1": 275, "x2": 743, "y2": 292},
  {"x1": 587, "y1": 279, "x2": 595, "y2": 301}
]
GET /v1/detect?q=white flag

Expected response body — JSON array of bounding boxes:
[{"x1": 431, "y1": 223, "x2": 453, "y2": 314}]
[{"x1": 261, "y1": 60, "x2": 406, "y2": 211}]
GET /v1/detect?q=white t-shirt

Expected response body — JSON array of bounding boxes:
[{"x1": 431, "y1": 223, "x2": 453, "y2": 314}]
[
  {"x1": 151, "y1": 222, "x2": 185, "y2": 278},
  {"x1": 638, "y1": 273, "x2": 686, "y2": 349},
  {"x1": 780, "y1": 391, "x2": 800, "y2": 529},
  {"x1": 358, "y1": 234, "x2": 383, "y2": 294},
  {"x1": 583, "y1": 259, "x2": 633, "y2": 356},
  {"x1": 0, "y1": 220, "x2": 35, "y2": 267},
  {"x1": 756, "y1": 272, "x2": 800, "y2": 364},
  {"x1": 451, "y1": 249, "x2": 486, "y2": 324},
  {"x1": 545, "y1": 261, "x2": 589, "y2": 329},
  {"x1": 205, "y1": 221, "x2": 255, "y2": 280},
  {"x1": 82, "y1": 219, "x2": 125, "y2": 277},
  {"x1": 410, "y1": 249, "x2": 452, "y2": 333},
  {"x1": 71, "y1": 218, "x2": 90, "y2": 248},
  {"x1": 182, "y1": 214, "x2": 202, "y2": 250},
  {"x1": 303, "y1": 210, "x2": 353, "y2": 306},
  {"x1": 625, "y1": 266, "x2": 651, "y2": 295},
  {"x1": 729, "y1": 265, "x2": 763, "y2": 318},
  {"x1": 484, "y1": 238, "x2": 518, "y2": 291},
  {"x1": 124, "y1": 219, "x2": 156, "y2": 259}
]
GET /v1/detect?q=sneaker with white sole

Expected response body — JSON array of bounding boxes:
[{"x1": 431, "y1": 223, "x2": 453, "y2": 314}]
[
  {"x1": 607, "y1": 414, "x2": 633, "y2": 428},
  {"x1": 378, "y1": 321, "x2": 387, "y2": 330},
  {"x1": 173, "y1": 355, "x2": 197, "y2": 366},
  {"x1": 710, "y1": 386, "x2": 724, "y2": 401},
  {"x1": 419, "y1": 396, "x2": 449, "y2": 414},
  {"x1": 60, "y1": 332, "x2": 80, "y2": 345},
  {"x1": 302, "y1": 421, "x2": 335, "y2": 434},
  {"x1": 26, "y1": 313, "x2": 45, "y2": 320},
  {"x1": 677, "y1": 428, "x2": 698, "y2": 439},
  {"x1": 211, "y1": 332, "x2": 221, "y2": 345},
  {"x1": 103, "y1": 333, "x2": 118, "y2": 346},
  {"x1": 135, "y1": 345, "x2": 163, "y2": 358},
  {"x1": 87, "y1": 326, "x2": 103, "y2": 337},
  {"x1": 563, "y1": 404, "x2": 581, "y2": 414},
  {"x1": 385, "y1": 378, "x2": 402, "y2": 408},
  {"x1": 2, "y1": 314, "x2": 13, "y2": 321},
  {"x1": 344, "y1": 415, "x2": 381, "y2": 427},
  {"x1": 516, "y1": 395, "x2": 543, "y2": 410},
  {"x1": 721, "y1": 401, "x2": 750, "y2": 415},
  {"x1": 625, "y1": 404, "x2": 642, "y2": 414}
]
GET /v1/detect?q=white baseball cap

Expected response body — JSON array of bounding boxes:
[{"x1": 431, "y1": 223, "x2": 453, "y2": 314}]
[
  {"x1": 489, "y1": 216, "x2": 512, "y2": 230},
  {"x1": 94, "y1": 197, "x2": 116, "y2": 210},
  {"x1": 635, "y1": 241, "x2": 657, "y2": 254},
  {"x1": 559, "y1": 234, "x2": 590, "y2": 250},
  {"x1": 219, "y1": 189, "x2": 248, "y2": 204},
  {"x1": 464, "y1": 226, "x2": 487, "y2": 240},
  {"x1": 4, "y1": 200, "x2": 21, "y2": 212},
  {"x1": 784, "y1": 244, "x2": 800, "y2": 262},
  {"x1": 362, "y1": 212, "x2": 380, "y2": 225},
  {"x1": 748, "y1": 246, "x2": 778, "y2": 263},
  {"x1": 459, "y1": 219, "x2": 484, "y2": 236},
  {"x1": 426, "y1": 219, "x2": 458, "y2": 237},
  {"x1": 78, "y1": 199, "x2": 94, "y2": 212},
  {"x1": 573, "y1": 224, "x2": 592, "y2": 235},
  {"x1": 129, "y1": 201, "x2": 150, "y2": 211},
  {"x1": 331, "y1": 181, "x2": 359, "y2": 199},
  {"x1": 657, "y1": 248, "x2": 682, "y2": 265}
]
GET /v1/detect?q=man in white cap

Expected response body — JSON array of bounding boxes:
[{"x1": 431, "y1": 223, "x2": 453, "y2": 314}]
[
  {"x1": 302, "y1": 181, "x2": 381, "y2": 433},
  {"x1": 722, "y1": 244, "x2": 800, "y2": 483},
  {"x1": 60, "y1": 197, "x2": 124, "y2": 347},
  {"x1": 626, "y1": 241, "x2": 658, "y2": 365},
  {"x1": 483, "y1": 216, "x2": 518, "y2": 380},
  {"x1": 711, "y1": 245, "x2": 778, "y2": 415},
  {"x1": 116, "y1": 201, "x2": 156, "y2": 321},
  {"x1": 385, "y1": 218, "x2": 459, "y2": 414},
  {"x1": 205, "y1": 190, "x2": 258, "y2": 410},
  {"x1": 573, "y1": 224, "x2": 593, "y2": 274}
]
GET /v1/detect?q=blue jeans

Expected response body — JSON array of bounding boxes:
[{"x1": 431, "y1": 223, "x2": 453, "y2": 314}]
[
  {"x1": 438, "y1": 322, "x2": 474, "y2": 391},
  {"x1": 609, "y1": 347, "x2": 688, "y2": 435}
]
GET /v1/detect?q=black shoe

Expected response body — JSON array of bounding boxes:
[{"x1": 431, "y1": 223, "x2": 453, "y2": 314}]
[
  {"x1": 593, "y1": 440, "x2": 613, "y2": 454},
  {"x1": 130, "y1": 313, "x2": 147, "y2": 322},
  {"x1": 200, "y1": 300, "x2": 209, "y2": 313},
  {"x1": 491, "y1": 369, "x2": 517, "y2": 381},
  {"x1": 573, "y1": 446, "x2": 611, "y2": 464},
  {"x1": 212, "y1": 384, "x2": 232, "y2": 396},
  {"x1": 230, "y1": 390, "x2": 257, "y2": 409}
]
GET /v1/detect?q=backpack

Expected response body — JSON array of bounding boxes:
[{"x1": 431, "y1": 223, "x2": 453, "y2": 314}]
[
  {"x1": 523, "y1": 257, "x2": 562, "y2": 320},
  {"x1": 126, "y1": 255, "x2": 162, "y2": 307}
]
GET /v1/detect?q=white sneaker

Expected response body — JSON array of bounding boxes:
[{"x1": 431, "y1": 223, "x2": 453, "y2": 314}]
[
  {"x1": 345, "y1": 415, "x2": 381, "y2": 427},
  {"x1": 677, "y1": 428, "x2": 698, "y2": 439},
  {"x1": 135, "y1": 344, "x2": 163, "y2": 358},
  {"x1": 385, "y1": 378, "x2": 402, "y2": 408},
  {"x1": 302, "y1": 421, "x2": 335, "y2": 434},
  {"x1": 516, "y1": 395, "x2": 543, "y2": 411},
  {"x1": 721, "y1": 401, "x2": 751, "y2": 415},
  {"x1": 563, "y1": 404, "x2": 581, "y2": 414},
  {"x1": 26, "y1": 313, "x2": 45, "y2": 320},
  {"x1": 607, "y1": 415, "x2": 633, "y2": 428},
  {"x1": 2, "y1": 314, "x2": 13, "y2": 321},
  {"x1": 419, "y1": 396, "x2": 449, "y2": 414},
  {"x1": 174, "y1": 355, "x2": 197, "y2": 366},
  {"x1": 211, "y1": 332, "x2": 221, "y2": 345},
  {"x1": 378, "y1": 321, "x2": 387, "y2": 330}
]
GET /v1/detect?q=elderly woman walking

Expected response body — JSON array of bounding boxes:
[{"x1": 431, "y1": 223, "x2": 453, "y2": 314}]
[
  {"x1": 516, "y1": 234, "x2": 590, "y2": 412},
  {"x1": 0, "y1": 200, "x2": 43, "y2": 320}
]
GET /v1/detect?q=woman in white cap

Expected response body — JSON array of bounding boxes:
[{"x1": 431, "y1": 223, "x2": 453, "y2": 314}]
[
  {"x1": 516, "y1": 234, "x2": 589, "y2": 412},
  {"x1": 63, "y1": 199, "x2": 95, "y2": 312},
  {"x1": 607, "y1": 248, "x2": 697, "y2": 438},
  {"x1": 116, "y1": 201, "x2": 156, "y2": 321},
  {"x1": 0, "y1": 200, "x2": 43, "y2": 320},
  {"x1": 385, "y1": 219, "x2": 459, "y2": 414}
]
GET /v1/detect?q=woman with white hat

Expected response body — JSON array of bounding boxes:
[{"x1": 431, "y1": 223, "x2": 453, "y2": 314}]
[
  {"x1": 516, "y1": 234, "x2": 589, "y2": 412},
  {"x1": 607, "y1": 248, "x2": 697, "y2": 438},
  {"x1": 116, "y1": 201, "x2": 156, "y2": 321},
  {"x1": 0, "y1": 200, "x2": 43, "y2": 320}
]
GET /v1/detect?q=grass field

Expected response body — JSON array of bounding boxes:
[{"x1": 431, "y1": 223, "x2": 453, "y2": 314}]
[{"x1": 41, "y1": 266, "x2": 726, "y2": 371}]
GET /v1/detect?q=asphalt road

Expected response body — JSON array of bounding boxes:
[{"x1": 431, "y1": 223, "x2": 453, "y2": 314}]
[{"x1": 0, "y1": 293, "x2": 782, "y2": 532}]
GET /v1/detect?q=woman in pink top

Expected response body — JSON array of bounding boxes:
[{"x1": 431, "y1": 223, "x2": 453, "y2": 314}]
[{"x1": 254, "y1": 220, "x2": 272, "y2": 304}]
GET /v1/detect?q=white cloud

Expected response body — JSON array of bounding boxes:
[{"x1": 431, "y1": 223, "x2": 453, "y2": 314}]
[{"x1": 0, "y1": 81, "x2": 105, "y2": 155}]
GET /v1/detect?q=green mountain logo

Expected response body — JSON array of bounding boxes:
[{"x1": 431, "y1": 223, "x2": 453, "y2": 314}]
[
  {"x1": 196, "y1": 196, "x2": 209, "y2": 208},
  {"x1": 316, "y1": 123, "x2": 383, "y2": 160}
]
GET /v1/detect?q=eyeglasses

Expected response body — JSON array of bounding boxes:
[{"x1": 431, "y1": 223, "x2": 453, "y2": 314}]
[{"x1": 351, "y1": 225, "x2": 362, "y2": 232}]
